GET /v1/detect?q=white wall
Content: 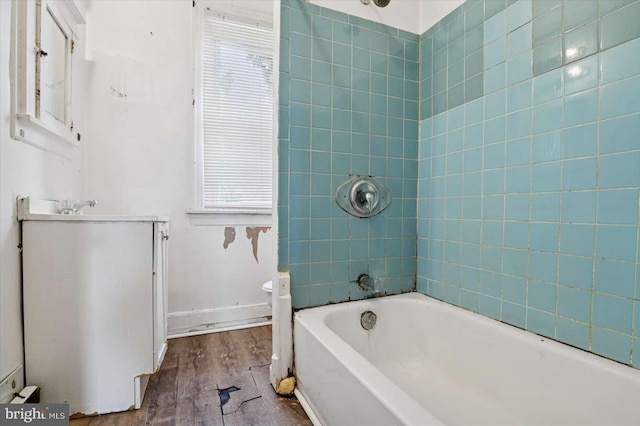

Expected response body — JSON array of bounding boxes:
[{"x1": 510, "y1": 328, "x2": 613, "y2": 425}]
[
  {"x1": 81, "y1": 0, "x2": 272, "y2": 335},
  {"x1": 309, "y1": 0, "x2": 464, "y2": 35},
  {"x1": 0, "y1": 1, "x2": 83, "y2": 396},
  {"x1": 420, "y1": 0, "x2": 465, "y2": 33},
  {"x1": 310, "y1": 0, "x2": 422, "y2": 34}
]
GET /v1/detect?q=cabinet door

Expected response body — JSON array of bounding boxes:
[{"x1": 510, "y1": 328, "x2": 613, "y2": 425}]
[
  {"x1": 23, "y1": 221, "x2": 154, "y2": 413},
  {"x1": 153, "y1": 222, "x2": 169, "y2": 369}
]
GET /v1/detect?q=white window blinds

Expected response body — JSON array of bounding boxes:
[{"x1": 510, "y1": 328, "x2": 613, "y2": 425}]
[{"x1": 201, "y1": 12, "x2": 273, "y2": 211}]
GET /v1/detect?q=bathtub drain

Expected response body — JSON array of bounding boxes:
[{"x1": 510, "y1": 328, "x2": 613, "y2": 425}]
[{"x1": 361, "y1": 310, "x2": 377, "y2": 330}]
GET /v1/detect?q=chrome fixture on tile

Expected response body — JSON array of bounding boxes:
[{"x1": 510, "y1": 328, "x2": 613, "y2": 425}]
[
  {"x1": 360, "y1": 0, "x2": 390, "y2": 7},
  {"x1": 336, "y1": 176, "x2": 391, "y2": 218},
  {"x1": 360, "y1": 310, "x2": 377, "y2": 330},
  {"x1": 356, "y1": 273, "x2": 378, "y2": 293}
]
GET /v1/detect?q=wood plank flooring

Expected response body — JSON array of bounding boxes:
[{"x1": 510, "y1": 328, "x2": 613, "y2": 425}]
[{"x1": 70, "y1": 326, "x2": 312, "y2": 426}]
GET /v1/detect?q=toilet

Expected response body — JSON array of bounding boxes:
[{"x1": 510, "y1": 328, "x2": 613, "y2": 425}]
[{"x1": 262, "y1": 280, "x2": 272, "y2": 307}]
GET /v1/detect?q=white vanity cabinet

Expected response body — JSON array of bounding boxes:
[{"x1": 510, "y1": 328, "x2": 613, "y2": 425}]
[
  {"x1": 20, "y1": 206, "x2": 169, "y2": 416},
  {"x1": 153, "y1": 221, "x2": 169, "y2": 370}
]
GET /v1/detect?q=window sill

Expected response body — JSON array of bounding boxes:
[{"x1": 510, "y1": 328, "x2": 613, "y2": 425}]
[{"x1": 186, "y1": 209, "x2": 272, "y2": 226}]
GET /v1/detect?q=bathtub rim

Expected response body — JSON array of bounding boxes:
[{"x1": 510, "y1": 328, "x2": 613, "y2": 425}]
[
  {"x1": 294, "y1": 292, "x2": 640, "y2": 425},
  {"x1": 296, "y1": 292, "x2": 640, "y2": 380}
]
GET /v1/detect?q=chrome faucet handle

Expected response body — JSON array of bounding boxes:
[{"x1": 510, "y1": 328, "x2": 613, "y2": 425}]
[
  {"x1": 336, "y1": 176, "x2": 391, "y2": 218},
  {"x1": 363, "y1": 192, "x2": 374, "y2": 212},
  {"x1": 57, "y1": 199, "x2": 98, "y2": 214},
  {"x1": 74, "y1": 200, "x2": 97, "y2": 214}
]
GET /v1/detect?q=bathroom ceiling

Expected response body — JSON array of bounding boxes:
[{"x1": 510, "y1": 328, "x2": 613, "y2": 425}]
[
  {"x1": 309, "y1": 0, "x2": 464, "y2": 34},
  {"x1": 198, "y1": 0, "x2": 464, "y2": 34},
  {"x1": 199, "y1": 0, "x2": 274, "y2": 23}
]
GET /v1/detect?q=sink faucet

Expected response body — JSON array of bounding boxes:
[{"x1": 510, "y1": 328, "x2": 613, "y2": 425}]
[
  {"x1": 58, "y1": 200, "x2": 97, "y2": 215},
  {"x1": 357, "y1": 274, "x2": 379, "y2": 293}
]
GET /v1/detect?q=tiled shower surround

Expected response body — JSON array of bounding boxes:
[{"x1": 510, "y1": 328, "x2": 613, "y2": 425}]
[
  {"x1": 278, "y1": 0, "x2": 420, "y2": 308},
  {"x1": 418, "y1": 0, "x2": 640, "y2": 366},
  {"x1": 279, "y1": 0, "x2": 640, "y2": 368}
]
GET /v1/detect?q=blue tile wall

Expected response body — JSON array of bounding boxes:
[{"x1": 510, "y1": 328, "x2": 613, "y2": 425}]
[
  {"x1": 418, "y1": 0, "x2": 640, "y2": 367},
  {"x1": 421, "y1": 0, "x2": 640, "y2": 121},
  {"x1": 280, "y1": 0, "x2": 640, "y2": 369},
  {"x1": 279, "y1": 0, "x2": 419, "y2": 309}
]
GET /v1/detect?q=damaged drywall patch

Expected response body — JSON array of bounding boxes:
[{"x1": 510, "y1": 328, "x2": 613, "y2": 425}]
[
  {"x1": 222, "y1": 226, "x2": 271, "y2": 262},
  {"x1": 245, "y1": 227, "x2": 271, "y2": 264},
  {"x1": 223, "y1": 227, "x2": 236, "y2": 249}
]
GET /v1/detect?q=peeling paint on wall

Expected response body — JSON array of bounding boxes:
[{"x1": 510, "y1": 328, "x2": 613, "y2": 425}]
[
  {"x1": 223, "y1": 227, "x2": 236, "y2": 249},
  {"x1": 246, "y1": 227, "x2": 271, "y2": 264}
]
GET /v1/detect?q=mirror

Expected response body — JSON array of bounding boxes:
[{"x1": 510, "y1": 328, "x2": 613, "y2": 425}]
[{"x1": 37, "y1": 3, "x2": 69, "y2": 124}]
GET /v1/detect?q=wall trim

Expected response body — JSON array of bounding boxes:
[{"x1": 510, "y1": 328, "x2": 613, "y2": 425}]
[
  {"x1": 168, "y1": 321, "x2": 272, "y2": 339},
  {"x1": 167, "y1": 303, "x2": 272, "y2": 336}
]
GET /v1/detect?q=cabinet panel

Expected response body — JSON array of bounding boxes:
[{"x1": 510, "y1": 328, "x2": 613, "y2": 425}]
[
  {"x1": 153, "y1": 222, "x2": 169, "y2": 369},
  {"x1": 22, "y1": 221, "x2": 154, "y2": 415}
]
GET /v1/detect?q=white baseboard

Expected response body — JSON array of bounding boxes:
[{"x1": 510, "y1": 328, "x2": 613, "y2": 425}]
[
  {"x1": 169, "y1": 320, "x2": 272, "y2": 339},
  {"x1": 0, "y1": 365, "x2": 24, "y2": 404},
  {"x1": 168, "y1": 303, "x2": 272, "y2": 337}
]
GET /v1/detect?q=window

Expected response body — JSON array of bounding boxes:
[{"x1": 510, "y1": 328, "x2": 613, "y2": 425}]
[{"x1": 195, "y1": 9, "x2": 274, "y2": 214}]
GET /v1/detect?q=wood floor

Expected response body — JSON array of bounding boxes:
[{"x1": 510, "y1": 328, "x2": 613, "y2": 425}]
[{"x1": 70, "y1": 326, "x2": 312, "y2": 426}]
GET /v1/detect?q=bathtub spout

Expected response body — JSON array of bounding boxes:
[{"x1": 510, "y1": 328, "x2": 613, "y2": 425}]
[{"x1": 357, "y1": 274, "x2": 379, "y2": 293}]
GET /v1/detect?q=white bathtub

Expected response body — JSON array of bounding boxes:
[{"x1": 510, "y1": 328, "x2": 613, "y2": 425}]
[{"x1": 294, "y1": 293, "x2": 640, "y2": 426}]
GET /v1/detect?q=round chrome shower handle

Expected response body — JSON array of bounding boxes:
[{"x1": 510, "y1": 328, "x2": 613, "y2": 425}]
[{"x1": 335, "y1": 176, "x2": 391, "y2": 218}]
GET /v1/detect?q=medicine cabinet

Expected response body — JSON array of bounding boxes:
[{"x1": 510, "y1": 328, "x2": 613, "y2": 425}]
[{"x1": 11, "y1": 0, "x2": 85, "y2": 158}]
